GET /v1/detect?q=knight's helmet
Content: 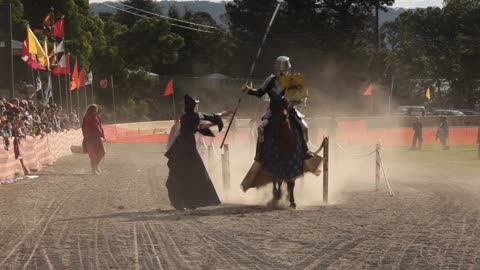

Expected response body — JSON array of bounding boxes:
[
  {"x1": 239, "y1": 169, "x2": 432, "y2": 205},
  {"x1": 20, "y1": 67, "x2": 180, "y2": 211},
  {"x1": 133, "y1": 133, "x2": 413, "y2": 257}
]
[{"x1": 274, "y1": 56, "x2": 291, "y2": 75}]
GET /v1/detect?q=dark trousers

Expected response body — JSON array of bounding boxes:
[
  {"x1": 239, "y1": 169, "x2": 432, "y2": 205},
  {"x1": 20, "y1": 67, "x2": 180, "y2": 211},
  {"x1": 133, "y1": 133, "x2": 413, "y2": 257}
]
[
  {"x1": 439, "y1": 136, "x2": 449, "y2": 150},
  {"x1": 411, "y1": 134, "x2": 422, "y2": 149}
]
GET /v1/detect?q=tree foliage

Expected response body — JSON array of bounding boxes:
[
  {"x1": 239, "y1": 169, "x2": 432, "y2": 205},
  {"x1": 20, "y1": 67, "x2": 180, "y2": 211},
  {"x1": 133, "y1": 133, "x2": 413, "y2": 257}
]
[
  {"x1": 15, "y1": 0, "x2": 480, "y2": 120},
  {"x1": 384, "y1": 0, "x2": 480, "y2": 107}
]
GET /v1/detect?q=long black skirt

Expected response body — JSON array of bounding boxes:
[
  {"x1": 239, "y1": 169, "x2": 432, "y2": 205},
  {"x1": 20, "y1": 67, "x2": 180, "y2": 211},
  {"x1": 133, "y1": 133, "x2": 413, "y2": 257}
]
[{"x1": 165, "y1": 135, "x2": 220, "y2": 209}]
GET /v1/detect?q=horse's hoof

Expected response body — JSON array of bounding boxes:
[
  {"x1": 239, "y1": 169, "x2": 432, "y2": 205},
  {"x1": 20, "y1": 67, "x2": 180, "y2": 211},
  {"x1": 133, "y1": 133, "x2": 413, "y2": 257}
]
[{"x1": 289, "y1": 203, "x2": 296, "y2": 209}]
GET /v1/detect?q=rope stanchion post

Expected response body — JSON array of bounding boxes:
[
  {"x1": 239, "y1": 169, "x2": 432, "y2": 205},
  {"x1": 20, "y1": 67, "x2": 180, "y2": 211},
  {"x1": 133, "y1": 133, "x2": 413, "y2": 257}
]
[
  {"x1": 378, "y1": 150, "x2": 395, "y2": 197},
  {"x1": 222, "y1": 144, "x2": 231, "y2": 191},
  {"x1": 375, "y1": 141, "x2": 381, "y2": 191},
  {"x1": 323, "y1": 137, "x2": 329, "y2": 204}
]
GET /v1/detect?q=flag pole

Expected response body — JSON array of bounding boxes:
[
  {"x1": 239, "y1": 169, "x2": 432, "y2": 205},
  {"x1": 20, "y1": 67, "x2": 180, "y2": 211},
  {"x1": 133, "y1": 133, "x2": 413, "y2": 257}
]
[
  {"x1": 111, "y1": 75, "x2": 117, "y2": 124},
  {"x1": 76, "y1": 85, "x2": 80, "y2": 116},
  {"x1": 49, "y1": 72, "x2": 54, "y2": 104},
  {"x1": 64, "y1": 73, "x2": 69, "y2": 113},
  {"x1": 69, "y1": 74, "x2": 72, "y2": 114},
  {"x1": 172, "y1": 81, "x2": 176, "y2": 120},
  {"x1": 371, "y1": 93, "x2": 374, "y2": 115},
  {"x1": 387, "y1": 75, "x2": 394, "y2": 117},
  {"x1": 84, "y1": 84, "x2": 87, "y2": 111},
  {"x1": 57, "y1": 74, "x2": 62, "y2": 108},
  {"x1": 40, "y1": 72, "x2": 45, "y2": 104},
  {"x1": 91, "y1": 83, "x2": 94, "y2": 104}
]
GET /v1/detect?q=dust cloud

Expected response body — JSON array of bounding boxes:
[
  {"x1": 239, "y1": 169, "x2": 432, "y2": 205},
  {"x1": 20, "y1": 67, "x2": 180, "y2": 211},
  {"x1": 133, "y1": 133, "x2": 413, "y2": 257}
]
[{"x1": 202, "y1": 135, "x2": 383, "y2": 208}]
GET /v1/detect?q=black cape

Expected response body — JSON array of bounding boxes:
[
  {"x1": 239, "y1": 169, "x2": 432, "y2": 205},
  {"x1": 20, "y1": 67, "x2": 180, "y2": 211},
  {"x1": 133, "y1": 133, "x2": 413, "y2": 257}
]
[{"x1": 165, "y1": 112, "x2": 221, "y2": 209}]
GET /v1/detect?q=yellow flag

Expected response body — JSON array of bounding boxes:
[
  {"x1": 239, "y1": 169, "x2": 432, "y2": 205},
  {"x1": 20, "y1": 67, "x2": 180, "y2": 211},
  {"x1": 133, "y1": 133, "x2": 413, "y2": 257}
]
[
  {"x1": 426, "y1": 86, "x2": 431, "y2": 100},
  {"x1": 27, "y1": 26, "x2": 48, "y2": 66}
]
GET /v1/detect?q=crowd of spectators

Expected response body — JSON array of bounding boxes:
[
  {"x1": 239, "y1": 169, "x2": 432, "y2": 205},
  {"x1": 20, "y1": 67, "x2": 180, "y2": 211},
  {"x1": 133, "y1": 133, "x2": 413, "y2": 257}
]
[{"x1": 0, "y1": 97, "x2": 80, "y2": 174}]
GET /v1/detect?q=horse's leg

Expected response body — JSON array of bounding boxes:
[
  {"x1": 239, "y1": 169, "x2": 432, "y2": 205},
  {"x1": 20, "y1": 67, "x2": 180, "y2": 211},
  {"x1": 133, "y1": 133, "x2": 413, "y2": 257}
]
[
  {"x1": 268, "y1": 181, "x2": 281, "y2": 208},
  {"x1": 287, "y1": 182, "x2": 296, "y2": 209},
  {"x1": 275, "y1": 181, "x2": 283, "y2": 200}
]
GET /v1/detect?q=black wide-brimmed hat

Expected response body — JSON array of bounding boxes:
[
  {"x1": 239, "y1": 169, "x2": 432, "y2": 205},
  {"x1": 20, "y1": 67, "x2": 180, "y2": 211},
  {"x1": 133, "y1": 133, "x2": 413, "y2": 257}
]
[{"x1": 184, "y1": 94, "x2": 199, "y2": 108}]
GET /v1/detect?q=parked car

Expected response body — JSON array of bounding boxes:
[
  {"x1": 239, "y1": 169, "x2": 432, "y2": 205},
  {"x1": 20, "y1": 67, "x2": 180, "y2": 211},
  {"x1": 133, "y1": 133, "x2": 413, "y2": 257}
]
[
  {"x1": 456, "y1": 109, "x2": 480, "y2": 115},
  {"x1": 432, "y1": 110, "x2": 465, "y2": 116},
  {"x1": 396, "y1": 106, "x2": 426, "y2": 116}
]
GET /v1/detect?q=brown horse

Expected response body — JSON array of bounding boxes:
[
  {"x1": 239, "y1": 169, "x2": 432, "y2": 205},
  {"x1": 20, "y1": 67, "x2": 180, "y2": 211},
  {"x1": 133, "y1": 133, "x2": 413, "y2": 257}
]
[
  {"x1": 268, "y1": 96, "x2": 298, "y2": 208},
  {"x1": 241, "y1": 96, "x2": 322, "y2": 209}
]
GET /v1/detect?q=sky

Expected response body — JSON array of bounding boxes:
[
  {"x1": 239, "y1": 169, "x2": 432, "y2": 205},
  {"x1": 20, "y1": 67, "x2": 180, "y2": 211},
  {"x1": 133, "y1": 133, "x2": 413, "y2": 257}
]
[{"x1": 89, "y1": 0, "x2": 444, "y2": 9}]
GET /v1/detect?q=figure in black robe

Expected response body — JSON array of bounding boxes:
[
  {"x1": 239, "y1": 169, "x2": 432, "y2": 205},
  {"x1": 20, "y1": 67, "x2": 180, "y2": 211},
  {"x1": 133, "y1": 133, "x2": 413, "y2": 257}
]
[{"x1": 165, "y1": 94, "x2": 226, "y2": 210}]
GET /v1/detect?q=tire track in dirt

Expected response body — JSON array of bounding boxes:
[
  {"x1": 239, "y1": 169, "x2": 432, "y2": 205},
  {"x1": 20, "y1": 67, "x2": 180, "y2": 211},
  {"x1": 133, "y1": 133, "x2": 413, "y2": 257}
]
[
  {"x1": 183, "y1": 220, "x2": 285, "y2": 269},
  {"x1": 302, "y1": 237, "x2": 367, "y2": 270},
  {"x1": 41, "y1": 246, "x2": 54, "y2": 270},
  {"x1": 370, "y1": 182, "x2": 480, "y2": 270},
  {"x1": 141, "y1": 222, "x2": 165, "y2": 270},
  {"x1": 20, "y1": 191, "x2": 76, "y2": 269},
  {"x1": 145, "y1": 222, "x2": 186, "y2": 270},
  {"x1": 0, "y1": 198, "x2": 56, "y2": 267}
]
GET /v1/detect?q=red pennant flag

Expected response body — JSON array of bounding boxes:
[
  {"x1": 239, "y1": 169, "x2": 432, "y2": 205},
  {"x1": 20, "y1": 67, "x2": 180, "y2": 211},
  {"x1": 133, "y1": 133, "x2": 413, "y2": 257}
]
[
  {"x1": 21, "y1": 39, "x2": 46, "y2": 70},
  {"x1": 363, "y1": 84, "x2": 373, "y2": 96},
  {"x1": 163, "y1": 79, "x2": 174, "y2": 96},
  {"x1": 54, "y1": 17, "x2": 64, "y2": 39},
  {"x1": 100, "y1": 79, "x2": 108, "y2": 88},
  {"x1": 52, "y1": 53, "x2": 69, "y2": 75}
]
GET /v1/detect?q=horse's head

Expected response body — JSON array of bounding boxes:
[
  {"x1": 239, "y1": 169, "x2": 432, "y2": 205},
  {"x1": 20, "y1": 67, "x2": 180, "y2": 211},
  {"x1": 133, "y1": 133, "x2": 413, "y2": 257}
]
[
  {"x1": 269, "y1": 94, "x2": 295, "y2": 153},
  {"x1": 269, "y1": 94, "x2": 289, "y2": 121}
]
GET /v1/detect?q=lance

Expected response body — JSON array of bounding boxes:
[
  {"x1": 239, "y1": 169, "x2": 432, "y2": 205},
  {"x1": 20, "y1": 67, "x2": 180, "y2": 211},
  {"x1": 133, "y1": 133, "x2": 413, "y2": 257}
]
[{"x1": 220, "y1": 1, "x2": 282, "y2": 149}]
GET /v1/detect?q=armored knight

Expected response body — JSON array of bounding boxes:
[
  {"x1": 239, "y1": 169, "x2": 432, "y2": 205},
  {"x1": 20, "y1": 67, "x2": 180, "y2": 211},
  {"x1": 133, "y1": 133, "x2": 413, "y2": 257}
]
[{"x1": 241, "y1": 56, "x2": 312, "y2": 160}]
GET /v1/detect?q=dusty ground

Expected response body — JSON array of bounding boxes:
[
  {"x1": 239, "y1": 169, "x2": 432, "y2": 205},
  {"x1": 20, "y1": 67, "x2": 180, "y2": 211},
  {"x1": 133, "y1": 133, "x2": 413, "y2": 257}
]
[{"x1": 0, "y1": 141, "x2": 479, "y2": 270}]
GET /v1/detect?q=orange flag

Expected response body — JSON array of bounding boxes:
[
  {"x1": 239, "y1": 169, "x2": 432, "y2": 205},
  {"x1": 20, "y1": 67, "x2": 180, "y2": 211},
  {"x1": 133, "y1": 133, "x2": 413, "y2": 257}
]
[
  {"x1": 70, "y1": 57, "x2": 79, "y2": 90},
  {"x1": 363, "y1": 84, "x2": 373, "y2": 96}
]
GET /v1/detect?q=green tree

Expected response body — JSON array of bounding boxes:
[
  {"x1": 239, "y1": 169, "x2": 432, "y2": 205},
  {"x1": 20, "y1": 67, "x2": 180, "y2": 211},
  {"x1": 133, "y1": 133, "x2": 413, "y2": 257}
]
[
  {"x1": 384, "y1": 1, "x2": 480, "y2": 108},
  {"x1": 225, "y1": 0, "x2": 395, "y2": 115},
  {"x1": 155, "y1": 10, "x2": 234, "y2": 76}
]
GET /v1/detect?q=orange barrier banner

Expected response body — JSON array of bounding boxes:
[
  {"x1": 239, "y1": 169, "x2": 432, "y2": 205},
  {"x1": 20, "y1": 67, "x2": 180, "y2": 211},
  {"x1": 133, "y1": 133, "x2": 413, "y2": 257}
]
[
  {"x1": 104, "y1": 125, "x2": 169, "y2": 143},
  {"x1": 103, "y1": 123, "x2": 480, "y2": 146},
  {"x1": 332, "y1": 127, "x2": 478, "y2": 145},
  {"x1": 0, "y1": 130, "x2": 82, "y2": 183}
]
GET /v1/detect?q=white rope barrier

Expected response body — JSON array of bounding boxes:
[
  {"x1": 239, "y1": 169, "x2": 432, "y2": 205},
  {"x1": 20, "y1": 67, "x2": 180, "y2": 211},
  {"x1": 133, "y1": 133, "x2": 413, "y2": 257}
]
[{"x1": 335, "y1": 142, "x2": 377, "y2": 157}]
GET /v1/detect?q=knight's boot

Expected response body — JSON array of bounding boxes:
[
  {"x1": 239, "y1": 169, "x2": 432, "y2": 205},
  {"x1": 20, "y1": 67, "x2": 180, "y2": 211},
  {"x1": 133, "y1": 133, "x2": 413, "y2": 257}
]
[
  {"x1": 300, "y1": 127, "x2": 314, "y2": 160},
  {"x1": 302, "y1": 138, "x2": 314, "y2": 160}
]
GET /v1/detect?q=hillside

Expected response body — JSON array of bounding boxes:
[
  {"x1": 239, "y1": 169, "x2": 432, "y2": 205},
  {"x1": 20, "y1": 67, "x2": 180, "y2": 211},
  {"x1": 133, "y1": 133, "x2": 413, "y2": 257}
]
[
  {"x1": 90, "y1": 1, "x2": 227, "y2": 25},
  {"x1": 90, "y1": 1, "x2": 405, "y2": 26}
]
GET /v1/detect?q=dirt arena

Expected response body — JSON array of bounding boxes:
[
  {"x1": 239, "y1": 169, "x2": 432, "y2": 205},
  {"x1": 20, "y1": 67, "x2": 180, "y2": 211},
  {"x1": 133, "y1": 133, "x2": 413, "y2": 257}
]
[{"x1": 0, "y1": 141, "x2": 479, "y2": 269}]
